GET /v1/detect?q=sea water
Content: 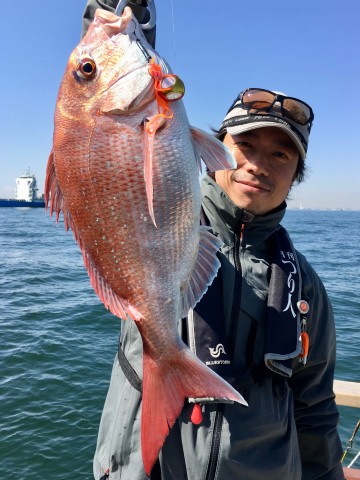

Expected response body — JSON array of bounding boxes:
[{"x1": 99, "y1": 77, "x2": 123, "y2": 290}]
[{"x1": 0, "y1": 208, "x2": 359, "y2": 478}]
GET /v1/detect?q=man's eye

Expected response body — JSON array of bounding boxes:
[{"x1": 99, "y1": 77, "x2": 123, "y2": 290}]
[
  {"x1": 274, "y1": 151, "x2": 290, "y2": 162},
  {"x1": 236, "y1": 141, "x2": 252, "y2": 148}
]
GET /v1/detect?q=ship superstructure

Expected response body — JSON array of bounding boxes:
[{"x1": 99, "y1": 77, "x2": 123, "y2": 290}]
[
  {"x1": 0, "y1": 169, "x2": 45, "y2": 207},
  {"x1": 15, "y1": 170, "x2": 41, "y2": 202}
]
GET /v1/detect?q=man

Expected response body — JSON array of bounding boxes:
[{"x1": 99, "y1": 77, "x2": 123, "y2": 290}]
[{"x1": 82, "y1": 3, "x2": 345, "y2": 479}]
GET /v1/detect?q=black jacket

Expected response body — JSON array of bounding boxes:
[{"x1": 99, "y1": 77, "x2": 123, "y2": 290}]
[{"x1": 93, "y1": 175, "x2": 344, "y2": 479}]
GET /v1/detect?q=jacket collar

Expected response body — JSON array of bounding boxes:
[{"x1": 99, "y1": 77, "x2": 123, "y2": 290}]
[{"x1": 201, "y1": 174, "x2": 286, "y2": 247}]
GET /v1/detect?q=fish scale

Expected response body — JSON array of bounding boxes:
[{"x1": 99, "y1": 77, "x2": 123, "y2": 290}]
[
  {"x1": 45, "y1": 7, "x2": 245, "y2": 476},
  {"x1": 88, "y1": 115, "x2": 197, "y2": 310}
]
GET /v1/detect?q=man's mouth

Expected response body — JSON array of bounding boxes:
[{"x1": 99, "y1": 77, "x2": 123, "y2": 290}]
[{"x1": 234, "y1": 178, "x2": 271, "y2": 192}]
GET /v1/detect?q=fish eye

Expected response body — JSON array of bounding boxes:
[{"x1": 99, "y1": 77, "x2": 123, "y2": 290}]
[{"x1": 77, "y1": 57, "x2": 97, "y2": 80}]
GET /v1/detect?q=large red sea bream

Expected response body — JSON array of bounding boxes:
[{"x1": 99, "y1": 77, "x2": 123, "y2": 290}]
[{"x1": 45, "y1": 7, "x2": 246, "y2": 475}]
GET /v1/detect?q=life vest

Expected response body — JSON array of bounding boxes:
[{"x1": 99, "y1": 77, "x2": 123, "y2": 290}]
[
  {"x1": 187, "y1": 225, "x2": 309, "y2": 390},
  {"x1": 117, "y1": 225, "x2": 309, "y2": 393}
]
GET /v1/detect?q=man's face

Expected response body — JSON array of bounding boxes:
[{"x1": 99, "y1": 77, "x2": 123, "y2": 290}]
[{"x1": 214, "y1": 127, "x2": 299, "y2": 215}]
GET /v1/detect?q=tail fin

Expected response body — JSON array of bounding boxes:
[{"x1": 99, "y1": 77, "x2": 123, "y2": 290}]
[{"x1": 141, "y1": 346, "x2": 247, "y2": 476}]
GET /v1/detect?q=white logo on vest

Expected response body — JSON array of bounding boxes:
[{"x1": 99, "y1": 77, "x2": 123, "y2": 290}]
[
  {"x1": 206, "y1": 344, "x2": 231, "y2": 367},
  {"x1": 209, "y1": 344, "x2": 226, "y2": 358},
  {"x1": 280, "y1": 250, "x2": 297, "y2": 318}
]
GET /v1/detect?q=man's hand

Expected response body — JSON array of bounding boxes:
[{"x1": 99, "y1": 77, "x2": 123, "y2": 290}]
[{"x1": 344, "y1": 467, "x2": 360, "y2": 479}]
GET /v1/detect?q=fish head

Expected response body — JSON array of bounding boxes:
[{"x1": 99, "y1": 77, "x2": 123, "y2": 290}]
[{"x1": 56, "y1": 7, "x2": 160, "y2": 125}]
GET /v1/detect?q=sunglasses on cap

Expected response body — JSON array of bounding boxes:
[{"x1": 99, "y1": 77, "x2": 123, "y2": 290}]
[{"x1": 238, "y1": 88, "x2": 314, "y2": 127}]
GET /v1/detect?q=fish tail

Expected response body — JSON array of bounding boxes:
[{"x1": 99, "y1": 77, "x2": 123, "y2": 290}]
[{"x1": 141, "y1": 346, "x2": 247, "y2": 476}]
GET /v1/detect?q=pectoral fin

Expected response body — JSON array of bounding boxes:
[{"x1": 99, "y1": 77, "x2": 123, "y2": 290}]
[
  {"x1": 181, "y1": 226, "x2": 223, "y2": 316},
  {"x1": 191, "y1": 126, "x2": 236, "y2": 173}
]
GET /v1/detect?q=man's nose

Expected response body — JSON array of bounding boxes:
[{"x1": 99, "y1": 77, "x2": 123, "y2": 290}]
[{"x1": 245, "y1": 153, "x2": 269, "y2": 176}]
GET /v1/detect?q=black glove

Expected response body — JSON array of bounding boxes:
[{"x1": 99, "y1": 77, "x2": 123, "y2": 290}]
[
  {"x1": 82, "y1": 0, "x2": 156, "y2": 48},
  {"x1": 129, "y1": 0, "x2": 156, "y2": 47}
]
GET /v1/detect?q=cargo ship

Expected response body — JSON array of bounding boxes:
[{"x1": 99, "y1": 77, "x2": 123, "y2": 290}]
[{"x1": 0, "y1": 170, "x2": 45, "y2": 208}]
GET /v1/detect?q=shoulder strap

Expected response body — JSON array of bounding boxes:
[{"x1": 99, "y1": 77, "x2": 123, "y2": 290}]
[
  {"x1": 264, "y1": 226, "x2": 303, "y2": 377},
  {"x1": 117, "y1": 338, "x2": 142, "y2": 393}
]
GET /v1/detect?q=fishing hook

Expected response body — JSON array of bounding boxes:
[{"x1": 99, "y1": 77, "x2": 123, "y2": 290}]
[{"x1": 115, "y1": 0, "x2": 157, "y2": 30}]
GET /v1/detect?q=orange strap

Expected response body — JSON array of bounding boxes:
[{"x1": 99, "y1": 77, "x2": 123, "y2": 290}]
[
  {"x1": 299, "y1": 331, "x2": 309, "y2": 364},
  {"x1": 146, "y1": 60, "x2": 173, "y2": 134}
]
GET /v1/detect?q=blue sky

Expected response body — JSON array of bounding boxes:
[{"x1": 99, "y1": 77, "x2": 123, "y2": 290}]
[{"x1": 1, "y1": 0, "x2": 359, "y2": 209}]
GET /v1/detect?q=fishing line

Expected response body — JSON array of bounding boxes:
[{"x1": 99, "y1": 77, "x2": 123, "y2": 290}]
[
  {"x1": 342, "y1": 419, "x2": 360, "y2": 464},
  {"x1": 348, "y1": 449, "x2": 360, "y2": 468},
  {"x1": 170, "y1": 0, "x2": 177, "y2": 69}
]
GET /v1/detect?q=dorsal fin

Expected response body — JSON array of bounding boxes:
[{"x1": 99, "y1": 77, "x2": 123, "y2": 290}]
[
  {"x1": 181, "y1": 226, "x2": 222, "y2": 316},
  {"x1": 45, "y1": 151, "x2": 72, "y2": 229},
  {"x1": 82, "y1": 250, "x2": 143, "y2": 321},
  {"x1": 45, "y1": 152, "x2": 143, "y2": 322}
]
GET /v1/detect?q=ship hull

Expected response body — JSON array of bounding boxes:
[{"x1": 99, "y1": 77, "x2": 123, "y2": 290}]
[{"x1": 0, "y1": 199, "x2": 45, "y2": 208}]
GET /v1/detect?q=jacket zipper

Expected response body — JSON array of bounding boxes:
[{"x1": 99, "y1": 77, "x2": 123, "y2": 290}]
[
  {"x1": 228, "y1": 222, "x2": 244, "y2": 358},
  {"x1": 205, "y1": 404, "x2": 225, "y2": 480},
  {"x1": 205, "y1": 222, "x2": 244, "y2": 480}
]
